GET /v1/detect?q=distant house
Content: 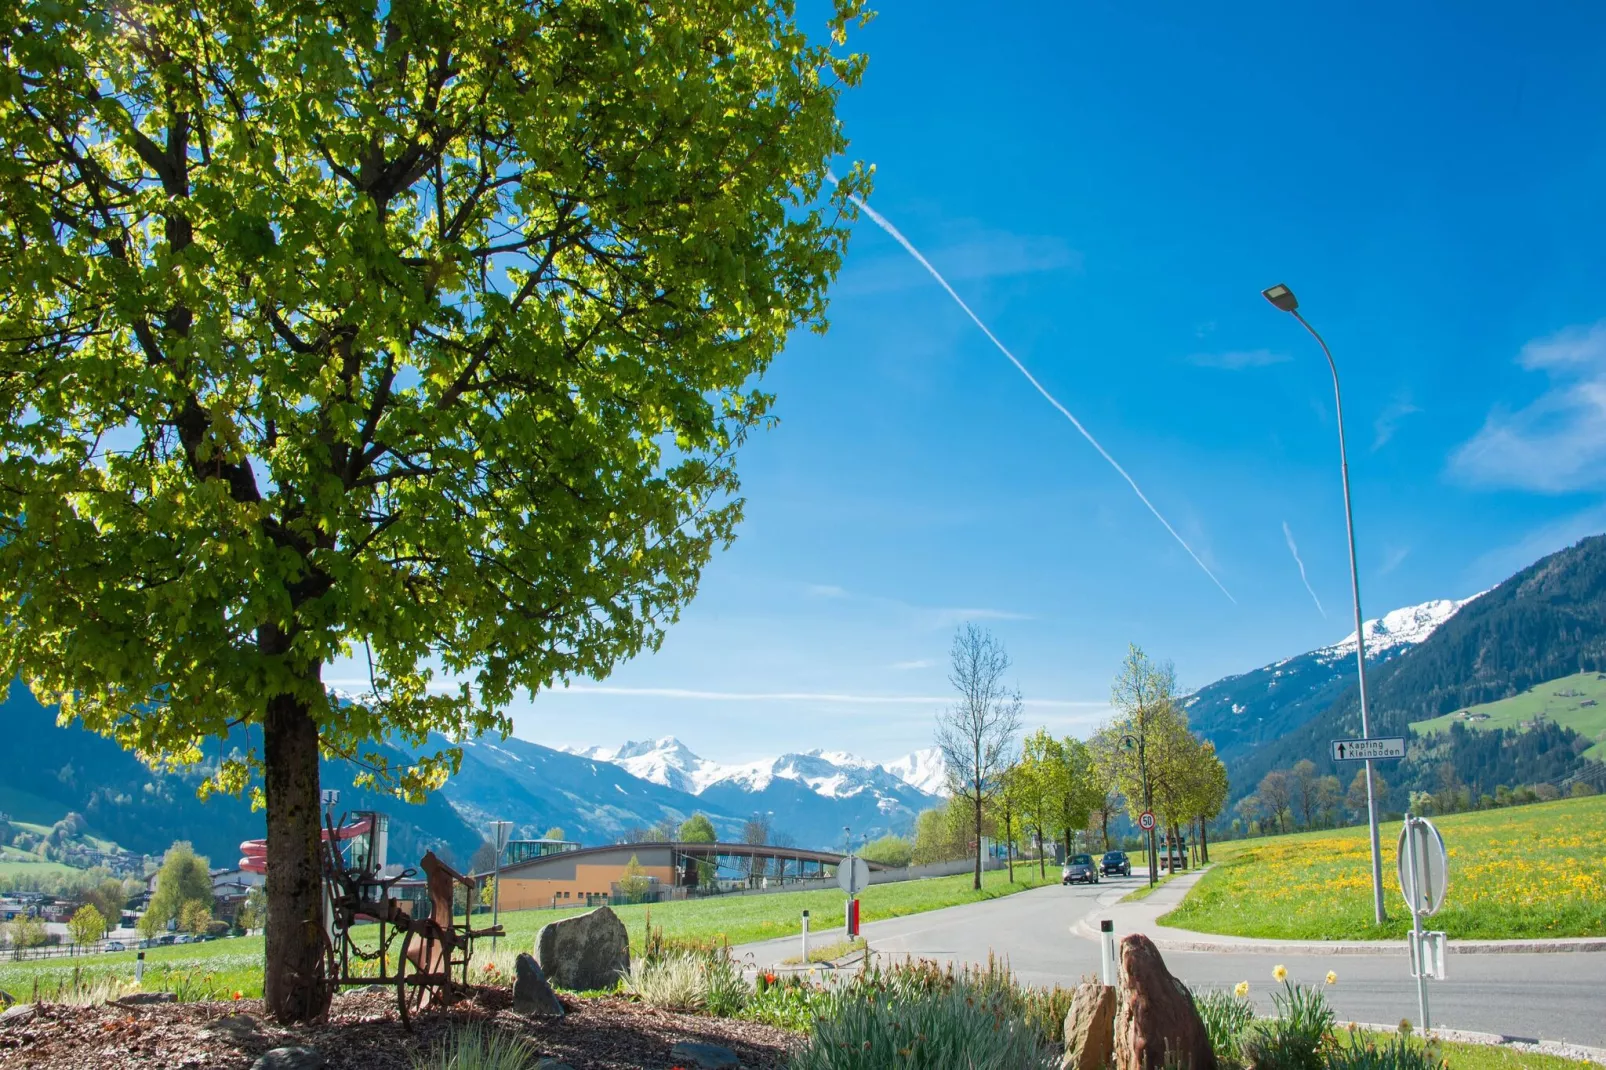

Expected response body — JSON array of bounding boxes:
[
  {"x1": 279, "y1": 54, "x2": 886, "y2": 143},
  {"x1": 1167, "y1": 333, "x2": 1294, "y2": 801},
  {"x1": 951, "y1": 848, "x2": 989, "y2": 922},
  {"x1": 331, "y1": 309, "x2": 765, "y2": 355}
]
[{"x1": 209, "y1": 866, "x2": 264, "y2": 890}]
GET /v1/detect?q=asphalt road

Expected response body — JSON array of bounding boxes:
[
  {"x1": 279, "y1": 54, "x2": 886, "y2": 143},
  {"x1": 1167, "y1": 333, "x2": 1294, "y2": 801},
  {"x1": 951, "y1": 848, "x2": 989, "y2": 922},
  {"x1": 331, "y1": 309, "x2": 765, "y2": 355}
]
[{"x1": 739, "y1": 874, "x2": 1606, "y2": 1048}]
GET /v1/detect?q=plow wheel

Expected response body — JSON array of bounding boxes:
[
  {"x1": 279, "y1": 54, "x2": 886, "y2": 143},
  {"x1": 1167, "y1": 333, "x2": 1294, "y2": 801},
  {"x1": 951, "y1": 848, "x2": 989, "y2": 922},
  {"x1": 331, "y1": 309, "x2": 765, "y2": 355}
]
[{"x1": 397, "y1": 926, "x2": 453, "y2": 1030}]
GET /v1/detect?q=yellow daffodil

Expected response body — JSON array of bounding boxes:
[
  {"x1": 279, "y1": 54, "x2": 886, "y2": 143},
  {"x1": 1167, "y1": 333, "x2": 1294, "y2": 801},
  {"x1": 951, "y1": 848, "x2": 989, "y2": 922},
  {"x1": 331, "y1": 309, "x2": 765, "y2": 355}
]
[
  {"x1": 1326, "y1": 970, "x2": 1338, "y2": 985},
  {"x1": 1233, "y1": 981, "x2": 1249, "y2": 998},
  {"x1": 1273, "y1": 964, "x2": 1288, "y2": 983}
]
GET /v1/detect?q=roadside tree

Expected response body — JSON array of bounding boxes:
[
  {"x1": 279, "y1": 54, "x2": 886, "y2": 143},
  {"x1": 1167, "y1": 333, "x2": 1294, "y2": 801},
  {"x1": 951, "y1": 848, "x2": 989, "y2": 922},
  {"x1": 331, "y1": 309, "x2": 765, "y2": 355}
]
[
  {"x1": 0, "y1": 0, "x2": 868, "y2": 1023},
  {"x1": 67, "y1": 904, "x2": 106, "y2": 949},
  {"x1": 180, "y1": 899, "x2": 213, "y2": 935},
  {"x1": 1291, "y1": 759, "x2": 1321, "y2": 828},
  {"x1": 677, "y1": 814, "x2": 718, "y2": 844},
  {"x1": 936, "y1": 624, "x2": 1025, "y2": 890},
  {"x1": 860, "y1": 835, "x2": 913, "y2": 869},
  {"x1": 1258, "y1": 770, "x2": 1294, "y2": 834},
  {"x1": 149, "y1": 843, "x2": 214, "y2": 930},
  {"x1": 1346, "y1": 769, "x2": 1389, "y2": 823}
]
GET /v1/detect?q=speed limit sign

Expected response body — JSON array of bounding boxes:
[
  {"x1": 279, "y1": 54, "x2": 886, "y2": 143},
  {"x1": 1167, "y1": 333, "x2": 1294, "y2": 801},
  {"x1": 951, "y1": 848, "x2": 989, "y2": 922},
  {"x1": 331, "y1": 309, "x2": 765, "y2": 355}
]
[{"x1": 1138, "y1": 811, "x2": 1156, "y2": 831}]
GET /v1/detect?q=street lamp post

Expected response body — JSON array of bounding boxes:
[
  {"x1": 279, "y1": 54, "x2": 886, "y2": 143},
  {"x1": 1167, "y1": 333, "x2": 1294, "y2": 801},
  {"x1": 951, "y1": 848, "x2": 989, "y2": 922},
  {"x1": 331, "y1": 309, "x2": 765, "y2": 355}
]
[
  {"x1": 1262, "y1": 282, "x2": 1387, "y2": 926},
  {"x1": 488, "y1": 820, "x2": 514, "y2": 952}
]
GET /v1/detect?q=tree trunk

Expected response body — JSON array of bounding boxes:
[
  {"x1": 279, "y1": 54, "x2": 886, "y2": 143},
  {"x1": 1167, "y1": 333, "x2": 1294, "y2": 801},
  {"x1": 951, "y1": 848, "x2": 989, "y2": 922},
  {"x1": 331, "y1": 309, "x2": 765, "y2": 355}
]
[
  {"x1": 1037, "y1": 824, "x2": 1045, "y2": 879},
  {"x1": 973, "y1": 792, "x2": 983, "y2": 891},
  {"x1": 1100, "y1": 810, "x2": 1109, "y2": 853},
  {"x1": 1005, "y1": 797, "x2": 1014, "y2": 883},
  {"x1": 1199, "y1": 817, "x2": 1210, "y2": 864},
  {"x1": 263, "y1": 686, "x2": 330, "y2": 1023}
]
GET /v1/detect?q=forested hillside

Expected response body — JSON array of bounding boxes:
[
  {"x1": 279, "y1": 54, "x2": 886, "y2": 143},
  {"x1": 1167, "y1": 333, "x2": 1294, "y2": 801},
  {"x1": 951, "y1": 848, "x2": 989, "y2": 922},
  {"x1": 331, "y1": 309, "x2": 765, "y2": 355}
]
[{"x1": 1228, "y1": 534, "x2": 1606, "y2": 803}]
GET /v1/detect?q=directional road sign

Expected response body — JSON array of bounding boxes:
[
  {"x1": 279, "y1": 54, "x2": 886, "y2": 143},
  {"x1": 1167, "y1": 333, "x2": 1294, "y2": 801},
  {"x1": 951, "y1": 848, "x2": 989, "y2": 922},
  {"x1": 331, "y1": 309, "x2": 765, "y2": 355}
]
[
  {"x1": 1330, "y1": 736, "x2": 1406, "y2": 762},
  {"x1": 1137, "y1": 811, "x2": 1157, "y2": 832}
]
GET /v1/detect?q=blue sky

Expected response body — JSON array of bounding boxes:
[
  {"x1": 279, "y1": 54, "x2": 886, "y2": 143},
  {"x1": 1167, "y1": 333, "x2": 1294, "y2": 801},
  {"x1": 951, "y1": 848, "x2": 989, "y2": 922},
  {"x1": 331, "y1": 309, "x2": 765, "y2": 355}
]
[{"x1": 508, "y1": 2, "x2": 1606, "y2": 762}]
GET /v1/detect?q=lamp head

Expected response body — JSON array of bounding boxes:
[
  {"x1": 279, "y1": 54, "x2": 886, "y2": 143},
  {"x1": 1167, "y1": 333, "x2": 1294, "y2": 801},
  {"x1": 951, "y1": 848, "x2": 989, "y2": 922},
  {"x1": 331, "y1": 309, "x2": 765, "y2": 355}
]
[{"x1": 1262, "y1": 283, "x2": 1299, "y2": 313}]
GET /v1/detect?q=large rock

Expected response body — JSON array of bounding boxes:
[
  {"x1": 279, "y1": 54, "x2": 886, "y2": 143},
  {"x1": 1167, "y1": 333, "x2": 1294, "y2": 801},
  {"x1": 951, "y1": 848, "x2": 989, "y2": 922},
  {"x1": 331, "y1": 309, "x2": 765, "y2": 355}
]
[
  {"x1": 1061, "y1": 982, "x2": 1117, "y2": 1070},
  {"x1": 668, "y1": 1040, "x2": 742, "y2": 1069},
  {"x1": 513, "y1": 952, "x2": 566, "y2": 1017},
  {"x1": 1113, "y1": 934, "x2": 1215, "y2": 1070},
  {"x1": 114, "y1": 992, "x2": 178, "y2": 1006},
  {"x1": 535, "y1": 906, "x2": 630, "y2": 992}
]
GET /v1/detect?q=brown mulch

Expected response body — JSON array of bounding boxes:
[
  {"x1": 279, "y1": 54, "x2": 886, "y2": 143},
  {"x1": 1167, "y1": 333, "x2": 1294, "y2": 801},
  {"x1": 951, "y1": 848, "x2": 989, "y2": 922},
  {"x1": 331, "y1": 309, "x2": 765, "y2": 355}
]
[{"x1": 0, "y1": 988, "x2": 804, "y2": 1069}]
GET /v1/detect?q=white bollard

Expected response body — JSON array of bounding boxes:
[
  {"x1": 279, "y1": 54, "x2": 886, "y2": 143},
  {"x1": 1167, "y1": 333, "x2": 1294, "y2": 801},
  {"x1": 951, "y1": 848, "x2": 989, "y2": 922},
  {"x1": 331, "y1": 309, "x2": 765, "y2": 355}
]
[
  {"x1": 801, "y1": 910, "x2": 810, "y2": 963},
  {"x1": 135, "y1": 950, "x2": 145, "y2": 985},
  {"x1": 1099, "y1": 920, "x2": 1117, "y2": 986}
]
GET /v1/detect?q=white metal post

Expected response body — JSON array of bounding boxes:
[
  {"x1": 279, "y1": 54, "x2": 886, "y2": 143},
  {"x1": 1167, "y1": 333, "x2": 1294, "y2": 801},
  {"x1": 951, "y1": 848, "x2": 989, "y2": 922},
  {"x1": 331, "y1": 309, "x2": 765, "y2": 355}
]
[
  {"x1": 1405, "y1": 814, "x2": 1430, "y2": 1032},
  {"x1": 801, "y1": 909, "x2": 810, "y2": 963}
]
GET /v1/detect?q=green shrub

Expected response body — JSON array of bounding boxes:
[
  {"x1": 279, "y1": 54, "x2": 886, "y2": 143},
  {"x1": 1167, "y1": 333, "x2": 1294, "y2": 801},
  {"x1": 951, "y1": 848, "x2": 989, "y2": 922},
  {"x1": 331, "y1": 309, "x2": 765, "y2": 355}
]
[
  {"x1": 788, "y1": 982, "x2": 1058, "y2": 1070},
  {"x1": 1241, "y1": 983, "x2": 1336, "y2": 1070},
  {"x1": 411, "y1": 1025, "x2": 539, "y2": 1070},
  {"x1": 1195, "y1": 988, "x2": 1256, "y2": 1067},
  {"x1": 625, "y1": 953, "x2": 706, "y2": 1012}
]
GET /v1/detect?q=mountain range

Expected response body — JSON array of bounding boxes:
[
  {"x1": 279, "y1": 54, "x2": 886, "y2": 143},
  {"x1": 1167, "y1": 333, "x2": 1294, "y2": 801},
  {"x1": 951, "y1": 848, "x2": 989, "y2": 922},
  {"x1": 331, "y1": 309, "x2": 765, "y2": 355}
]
[{"x1": 1198, "y1": 534, "x2": 1606, "y2": 805}]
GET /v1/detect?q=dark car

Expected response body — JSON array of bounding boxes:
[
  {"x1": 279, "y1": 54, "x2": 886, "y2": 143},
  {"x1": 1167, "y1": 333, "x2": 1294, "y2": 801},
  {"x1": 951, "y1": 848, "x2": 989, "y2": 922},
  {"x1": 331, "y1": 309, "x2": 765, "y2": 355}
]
[
  {"x1": 1061, "y1": 853, "x2": 1100, "y2": 885},
  {"x1": 1101, "y1": 850, "x2": 1132, "y2": 877}
]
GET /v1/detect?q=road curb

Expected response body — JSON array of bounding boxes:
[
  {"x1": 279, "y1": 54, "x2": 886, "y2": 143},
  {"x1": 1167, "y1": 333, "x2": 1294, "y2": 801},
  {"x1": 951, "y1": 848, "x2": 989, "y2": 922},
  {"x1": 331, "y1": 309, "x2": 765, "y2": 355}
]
[
  {"x1": 1071, "y1": 917, "x2": 1606, "y2": 955},
  {"x1": 1347, "y1": 1022, "x2": 1606, "y2": 1067}
]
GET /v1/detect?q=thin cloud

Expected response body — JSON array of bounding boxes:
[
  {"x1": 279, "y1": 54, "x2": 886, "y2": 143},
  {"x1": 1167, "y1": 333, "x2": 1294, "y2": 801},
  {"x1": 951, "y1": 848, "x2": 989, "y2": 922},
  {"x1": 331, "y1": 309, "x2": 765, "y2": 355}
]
[
  {"x1": 549, "y1": 684, "x2": 1103, "y2": 710},
  {"x1": 1450, "y1": 321, "x2": 1606, "y2": 492},
  {"x1": 1188, "y1": 349, "x2": 1290, "y2": 370},
  {"x1": 1373, "y1": 393, "x2": 1422, "y2": 451},
  {"x1": 806, "y1": 583, "x2": 848, "y2": 598},
  {"x1": 889, "y1": 659, "x2": 935, "y2": 671},
  {"x1": 1379, "y1": 544, "x2": 1411, "y2": 576},
  {"x1": 1282, "y1": 521, "x2": 1327, "y2": 617}
]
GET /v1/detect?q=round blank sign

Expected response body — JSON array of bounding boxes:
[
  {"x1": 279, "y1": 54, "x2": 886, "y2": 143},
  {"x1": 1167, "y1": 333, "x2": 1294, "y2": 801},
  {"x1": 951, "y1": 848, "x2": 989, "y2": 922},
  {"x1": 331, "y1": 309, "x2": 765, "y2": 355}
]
[{"x1": 1396, "y1": 815, "x2": 1448, "y2": 916}]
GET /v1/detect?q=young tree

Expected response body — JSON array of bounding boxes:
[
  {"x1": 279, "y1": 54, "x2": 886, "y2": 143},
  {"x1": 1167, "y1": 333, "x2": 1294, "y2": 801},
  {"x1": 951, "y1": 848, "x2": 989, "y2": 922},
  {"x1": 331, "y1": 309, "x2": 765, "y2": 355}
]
[
  {"x1": 149, "y1": 843, "x2": 214, "y2": 930},
  {"x1": 990, "y1": 758, "x2": 1023, "y2": 882},
  {"x1": 1102, "y1": 645, "x2": 1183, "y2": 883},
  {"x1": 1346, "y1": 769, "x2": 1389, "y2": 822},
  {"x1": 5, "y1": 913, "x2": 48, "y2": 950},
  {"x1": 936, "y1": 624, "x2": 1025, "y2": 890},
  {"x1": 82, "y1": 877, "x2": 127, "y2": 931},
  {"x1": 68, "y1": 904, "x2": 107, "y2": 950},
  {"x1": 1291, "y1": 760, "x2": 1321, "y2": 828},
  {"x1": 617, "y1": 854, "x2": 651, "y2": 901},
  {"x1": 478, "y1": 875, "x2": 496, "y2": 907},
  {"x1": 677, "y1": 814, "x2": 718, "y2": 844},
  {"x1": 1316, "y1": 775, "x2": 1345, "y2": 827},
  {"x1": 860, "y1": 835, "x2": 914, "y2": 869},
  {"x1": 1016, "y1": 729, "x2": 1062, "y2": 880},
  {"x1": 236, "y1": 887, "x2": 267, "y2": 933},
  {"x1": 135, "y1": 907, "x2": 165, "y2": 943},
  {"x1": 0, "y1": 0, "x2": 870, "y2": 1022},
  {"x1": 910, "y1": 805, "x2": 968, "y2": 865},
  {"x1": 1258, "y1": 770, "x2": 1294, "y2": 834},
  {"x1": 180, "y1": 899, "x2": 213, "y2": 935},
  {"x1": 541, "y1": 828, "x2": 567, "y2": 843}
]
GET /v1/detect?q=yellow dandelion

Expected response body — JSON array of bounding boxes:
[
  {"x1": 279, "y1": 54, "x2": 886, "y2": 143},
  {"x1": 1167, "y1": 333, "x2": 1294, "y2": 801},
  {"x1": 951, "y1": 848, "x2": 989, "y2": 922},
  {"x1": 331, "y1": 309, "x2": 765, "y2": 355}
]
[
  {"x1": 1326, "y1": 970, "x2": 1337, "y2": 985},
  {"x1": 1273, "y1": 964, "x2": 1288, "y2": 983},
  {"x1": 1233, "y1": 981, "x2": 1249, "y2": 999}
]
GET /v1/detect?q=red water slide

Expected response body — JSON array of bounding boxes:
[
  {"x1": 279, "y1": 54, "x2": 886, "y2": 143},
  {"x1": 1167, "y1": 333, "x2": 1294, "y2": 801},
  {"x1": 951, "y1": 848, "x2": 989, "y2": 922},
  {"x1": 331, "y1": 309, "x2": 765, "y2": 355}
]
[{"x1": 238, "y1": 815, "x2": 374, "y2": 873}]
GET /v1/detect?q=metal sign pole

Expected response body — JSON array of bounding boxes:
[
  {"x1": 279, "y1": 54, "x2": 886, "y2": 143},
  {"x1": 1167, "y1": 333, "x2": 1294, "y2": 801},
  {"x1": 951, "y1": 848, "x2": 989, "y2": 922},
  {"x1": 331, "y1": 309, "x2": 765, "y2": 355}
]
[
  {"x1": 489, "y1": 820, "x2": 513, "y2": 953},
  {"x1": 1405, "y1": 815, "x2": 1430, "y2": 1032}
]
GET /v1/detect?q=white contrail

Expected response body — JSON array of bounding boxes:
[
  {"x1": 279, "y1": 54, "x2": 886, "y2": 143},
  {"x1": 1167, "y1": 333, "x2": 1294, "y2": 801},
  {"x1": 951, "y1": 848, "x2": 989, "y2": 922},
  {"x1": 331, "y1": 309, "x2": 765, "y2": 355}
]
[
  {"x1": 1282, "y1": 521, "x2": 1326, "y2": 617},
  {"x1": 829, "y1": 176, "x2": 1235, "y2": 603}
]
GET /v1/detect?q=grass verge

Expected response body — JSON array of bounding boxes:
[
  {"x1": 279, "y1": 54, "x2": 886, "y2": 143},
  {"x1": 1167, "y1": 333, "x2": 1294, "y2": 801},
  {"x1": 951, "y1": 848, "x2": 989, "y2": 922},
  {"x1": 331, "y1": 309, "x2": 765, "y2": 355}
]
[
  {"x1": 1120, "y1": 870, "x2": 1187, "y2": 902},
  {"x1": 1162, "y1": 796, "x2": 1606, "y2": 940},
  {"x1": 0, "y1": 865, "x2": 1056, "y2": 998},
  {"x1": 779, "y1": 937, "x2": 866, "y2": 965}
]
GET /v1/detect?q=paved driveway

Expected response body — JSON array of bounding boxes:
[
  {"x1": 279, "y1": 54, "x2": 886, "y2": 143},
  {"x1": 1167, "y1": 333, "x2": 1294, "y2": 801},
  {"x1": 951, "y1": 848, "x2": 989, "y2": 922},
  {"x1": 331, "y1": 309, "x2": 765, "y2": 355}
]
[{"x1": 734, "y1": 875, "x2": 1606, "y2": 1048}]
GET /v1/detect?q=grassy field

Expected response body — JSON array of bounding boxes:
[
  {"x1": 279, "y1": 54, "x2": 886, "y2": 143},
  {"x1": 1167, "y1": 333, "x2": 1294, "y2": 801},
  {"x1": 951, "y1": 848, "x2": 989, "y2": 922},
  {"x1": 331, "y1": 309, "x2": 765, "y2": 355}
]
[
  {"x1": 0, "y1": 865, "x2": 1056, "y2": 999},
  {"x1": 1410, "y1": 670, "x2": 1606, "y2": 760},
  {"x1": 1163, "y1": 796, "x2": 1606, "y2": 940},
  {"x1": 0, "y1": 855, "x2": 81, "y2": 878}
]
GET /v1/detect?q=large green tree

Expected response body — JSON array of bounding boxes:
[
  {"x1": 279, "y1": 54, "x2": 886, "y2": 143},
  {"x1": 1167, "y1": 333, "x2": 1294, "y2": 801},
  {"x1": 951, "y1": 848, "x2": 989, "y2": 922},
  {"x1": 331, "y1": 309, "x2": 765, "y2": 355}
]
[{"x1": 0, "y1": 0, "x2": 867, "y2": 1021}]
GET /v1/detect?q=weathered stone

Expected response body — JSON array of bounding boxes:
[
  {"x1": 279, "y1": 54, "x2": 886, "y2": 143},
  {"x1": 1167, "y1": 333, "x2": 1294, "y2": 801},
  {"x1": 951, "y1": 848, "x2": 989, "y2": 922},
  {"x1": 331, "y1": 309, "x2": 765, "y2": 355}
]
[
  {"x1": 0, "y1": 1003, "x2": 34, "y2": 1025},
  {"x1": 513, "y1": 953, "x2": 566, "y2": 1017},
  {"x1": 668, "y1": 1040, "x2": 742, "y2": 1069},
  {"x1": 536, "y1": 1060, "x2": 576, "y2": 1070},
  {"x1": 535, "y1": 906, "x2": 630, "y2": 992},
  {"x1": 1113, "y1": 934, "x2": 1215, "y2": 1070},
  {"x1": 1061, "y1": 982, "x2": 1117, "y2": 1070},
  {"x1": 339, "y1": 984, "x2": 390, "y2": 996},
  {"x1": 250, "y1": 1046, "x2": 326, "y2": 1070},
  {"x1": 114, "y1": 992, "x2": 178, "y2": 1006}
]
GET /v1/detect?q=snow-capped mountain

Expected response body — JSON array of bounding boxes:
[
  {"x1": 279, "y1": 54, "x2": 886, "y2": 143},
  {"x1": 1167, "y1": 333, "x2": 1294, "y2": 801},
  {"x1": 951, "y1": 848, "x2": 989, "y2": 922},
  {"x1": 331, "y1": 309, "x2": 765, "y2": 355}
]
[
  {"x1": 883, "y1": 747, "x2": 948, "y2": 795},
  {"x1": 559, "y1": 737, "x2": 942, "y2": 844},
  {"x1": 1186, "y1": 594, "x2": 1482, "y2": 761},
  {"x1": 1319, "y1": 596, "x2": 1481, "y2": 659}
]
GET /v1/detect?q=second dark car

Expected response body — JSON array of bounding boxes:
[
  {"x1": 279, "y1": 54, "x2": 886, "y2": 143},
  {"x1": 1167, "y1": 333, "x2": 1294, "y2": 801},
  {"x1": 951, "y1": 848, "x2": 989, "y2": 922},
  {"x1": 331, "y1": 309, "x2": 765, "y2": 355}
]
[{"x1": 1100, "y1": 850, "x2": 1132, "y2": 876}]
